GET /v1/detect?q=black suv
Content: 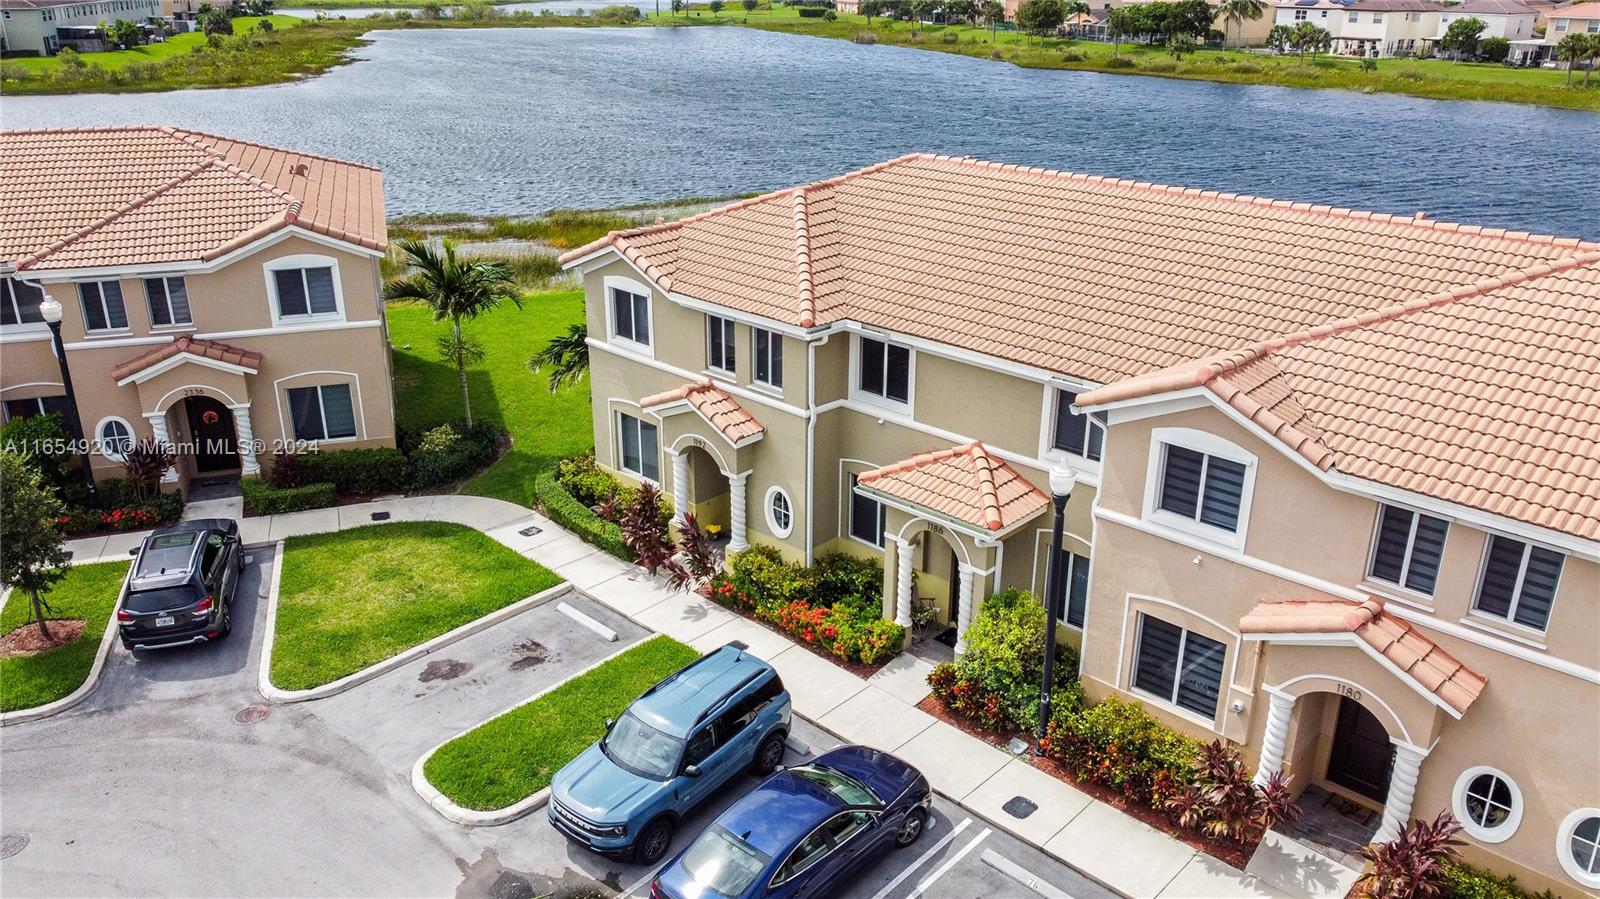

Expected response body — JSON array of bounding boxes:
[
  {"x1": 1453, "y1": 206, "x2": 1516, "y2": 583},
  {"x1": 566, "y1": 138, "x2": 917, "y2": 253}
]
[{"x1": 117, "y1": 519, "x2": 243, "y2": 652}]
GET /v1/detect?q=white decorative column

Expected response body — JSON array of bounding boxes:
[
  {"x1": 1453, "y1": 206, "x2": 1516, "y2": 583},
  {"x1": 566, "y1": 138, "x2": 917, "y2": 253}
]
[
  {"x1": 144, "y1": 411, "x2": 179, "y2": 484},
  {"x1": 670, "y1": 451, "x2": 689, "y2": 528},
  {"x1": 892, "y1": 534, "x2": 915, "y2": 629},
  {"x1": 1253, "y1": 690, "x2": 1297, "y2": 786},
  {"x1": 1375, "y1": 742, "x2": 1428, "y2": 843},
  {"x1": 954, "y1": 562, "x2": 977, "y2": 655},
  {"x1": 230, "y1": 403, "x2": 261, "y2": 476},
  {"x1": 727, "y1": 472, "x2": 750, "y2": 552}
]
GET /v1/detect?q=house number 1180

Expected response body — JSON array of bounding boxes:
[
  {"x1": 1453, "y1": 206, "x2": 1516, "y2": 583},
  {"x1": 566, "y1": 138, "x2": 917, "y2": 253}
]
[{"x1": 1336, "y1": 684, "x2": 1362, "y2": 701}]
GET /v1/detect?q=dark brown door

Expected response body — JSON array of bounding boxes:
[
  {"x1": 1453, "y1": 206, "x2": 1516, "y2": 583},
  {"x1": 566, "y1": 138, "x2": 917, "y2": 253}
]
[
  {"x1": 946, "y1": 550, "x2": 960, "y2": 622},
  {"x1": 1327, "y1": 696, "x2": 1394, "y2": 803},
  {"x1": 186, "y1": 396, "x2": 238, "y2": 473}
]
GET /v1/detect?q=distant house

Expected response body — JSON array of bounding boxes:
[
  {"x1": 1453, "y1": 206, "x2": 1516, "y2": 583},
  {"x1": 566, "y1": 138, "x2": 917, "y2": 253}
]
[
  {"x1": 0, "y1": 0, "x2": 162, "y2": 56},
  {"x1": 1433, "y1": 0, "x2": 1538, "y2": 46},
  {"x1": 1272, "y1": 0, "x2": 1444, "y2": 56},
  {"x1": 1083, "y1": 0, "x2": 1278, "y2": 44},
  {"x1": 1546, "y1": 0, "x2": 1600, "y2": 40}
]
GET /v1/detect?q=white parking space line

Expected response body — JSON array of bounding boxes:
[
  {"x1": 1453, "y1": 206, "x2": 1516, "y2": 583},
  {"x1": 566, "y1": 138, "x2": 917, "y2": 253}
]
[
  {"x1": 868, "y1": 817, "x2": 972, "y2": 899},
  {"x1": 906, "y1": 827, "x2": 992, "y2": 899},
  {"x1": 980, "y1": 849, "x2": 1076, "y2": 899}
]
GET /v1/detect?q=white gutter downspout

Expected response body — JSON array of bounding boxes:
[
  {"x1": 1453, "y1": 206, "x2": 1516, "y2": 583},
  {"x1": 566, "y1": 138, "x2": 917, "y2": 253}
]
[{"x1": 804, "y1": 332, "x2": 831, "y2": 566}]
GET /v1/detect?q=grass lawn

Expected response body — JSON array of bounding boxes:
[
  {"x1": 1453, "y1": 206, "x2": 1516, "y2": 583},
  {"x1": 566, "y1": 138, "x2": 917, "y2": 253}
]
[
  {"x1": 0, "y1": 562, "x2": 129, "y2": 713},
  {"x1": 269, "y1": 521, "x2": 562, "y2": 690},
  {"x1": 423, "y1": 635, "x2": 701, "y2": 810},
  {"x1": 3, "y1": 16, "x2": 300, "y2": 74},
  {"x1": 387, "y1": 290, "x2": 594, "y2": 508}
]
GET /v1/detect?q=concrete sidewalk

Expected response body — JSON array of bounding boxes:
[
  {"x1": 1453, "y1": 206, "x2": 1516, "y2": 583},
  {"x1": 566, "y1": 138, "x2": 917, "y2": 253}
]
[{"x1": 65, "y1": 494, "x2": 1322, "y2": 899}]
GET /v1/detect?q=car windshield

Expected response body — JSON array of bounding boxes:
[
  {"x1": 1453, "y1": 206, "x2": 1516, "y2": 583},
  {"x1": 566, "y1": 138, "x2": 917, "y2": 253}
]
[
  {"x1": 680, "y1": 825, "x2": 771, "y2": 896},
  {"x1": 789, "y1": 764, "x2": 880, "y2": 807},
  {"x1": 135, "y1": 532, "x2": 197, "y2": 577},
  {"x1": 601, "y1": 712, "x2": 684, "y2": 780},
  {"x1": 123, "y1": 586, "x2": 202, "y2": 614}
]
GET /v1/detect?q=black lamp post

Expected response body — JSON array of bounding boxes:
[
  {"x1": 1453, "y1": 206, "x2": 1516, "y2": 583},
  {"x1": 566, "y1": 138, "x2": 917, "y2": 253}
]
[
  {"x1": 38, "y1": 295, "x2": 98, "y2": 507},
  {"x1": 1036, "y1": 460, "x2": 1076, "y2": 751}
]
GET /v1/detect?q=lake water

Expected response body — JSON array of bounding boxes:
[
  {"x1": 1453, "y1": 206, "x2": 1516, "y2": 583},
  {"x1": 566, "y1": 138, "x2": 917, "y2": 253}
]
[
  {"x1": 276, "y1": 1, "x2": 655, "y2": 18},
  {"x1": 4, "y1": 26, "x2": 1595, "y2": 236}
]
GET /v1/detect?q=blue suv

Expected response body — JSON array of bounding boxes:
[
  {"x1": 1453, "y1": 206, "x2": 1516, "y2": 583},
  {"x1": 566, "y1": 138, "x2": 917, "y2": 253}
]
[{"x1": 548, "y1": 642, "x2": 792, "y2": 864}]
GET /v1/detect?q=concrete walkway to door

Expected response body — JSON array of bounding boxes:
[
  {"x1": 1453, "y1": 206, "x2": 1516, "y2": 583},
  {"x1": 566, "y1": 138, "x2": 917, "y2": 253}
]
[{"x1": 65, "y1": 493, "x2": 1357, "y2": 899}]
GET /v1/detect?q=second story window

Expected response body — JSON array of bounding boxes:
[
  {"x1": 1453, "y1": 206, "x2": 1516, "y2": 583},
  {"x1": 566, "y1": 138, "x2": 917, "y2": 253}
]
[
  {"x1": 1474, "y1": 535, "x2": 1563, "y2": 631},
  {"x1": 144, "y1": 276, "x2": 192, "y2": 328},
  {"x1": 1, "y1": 278, "x2": 46, "y2": 326},
  {"x1": 707, "y1": 314, "x2": 735, "y2": 373},
  {"x1": 1157, "y1": 443, "x2": 1248, "y2": 534},
  {"x1": 611, "y1": 286, "x2": 650, "y2": 347},
  {"x1": 273, "y1": 266, "x2": 337, "y2": 319},
  {"x1": 1053, "y1": 390, "x2": 1105, "y2": 462},
  {"x1": 1368, "y1": 505, "x2": 1450, "y2": 595},
  {"x1": 753, "y1": 327, "x2": 783, "y2": 389},
  {"x1": 78, "y1": 280, "x2": 128, "y2": 332},
  {"x1": 857, "y1": 336, "x2": 910, "y2": 405}
]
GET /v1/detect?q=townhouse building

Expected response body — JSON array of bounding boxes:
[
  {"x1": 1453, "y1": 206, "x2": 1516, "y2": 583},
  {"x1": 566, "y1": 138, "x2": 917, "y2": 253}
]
[
  {"x1": 1433, "y1": 0, "x2": 1538, "y2": 45},
  {"x1": 1273, "y1": 0, "x2": 1444, "y2": 56},
  {"x1": 1, "y1": 127, "x2": 397, "y2": 489},
  {"x1": 561, "y1": 153, "x2": 1599, "y2": 895},
  {"x1": 0, "y1": 0, "x2": 162, "y2": 55}
]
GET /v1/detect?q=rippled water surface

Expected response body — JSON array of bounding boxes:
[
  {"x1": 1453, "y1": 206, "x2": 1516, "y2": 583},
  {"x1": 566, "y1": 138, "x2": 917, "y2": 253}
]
[{"x1": 6, "y1": 27, "x2": 1596, "y2": 235}]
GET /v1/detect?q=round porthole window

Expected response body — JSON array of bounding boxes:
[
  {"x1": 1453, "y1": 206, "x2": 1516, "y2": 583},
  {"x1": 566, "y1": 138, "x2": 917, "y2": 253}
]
[
  {"x1": 765, "y1": 486, "x2": 793, "y2": 539},
  {"x1": 1451, "y1": 767, "x2": 1522, "y2": 843},
  {"x1": 1557, "y1": 809, "x2": 1600, "y2": 889},
  {"x1": 95, "y1": 417, "x2": 135, "y2": 461}
]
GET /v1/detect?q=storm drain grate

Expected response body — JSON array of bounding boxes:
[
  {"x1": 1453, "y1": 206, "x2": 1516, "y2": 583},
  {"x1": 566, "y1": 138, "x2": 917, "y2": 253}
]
[
  {"x1": 371, "y1": 511, "x2": 392, "y2": 521},
  {"x1": 1, "y1": 833, "x2": 29, "y2": 859},
  {"x1": 234, "y1": 704, "x2": 271, "y2": 726},
  {"x1": 519, "y1": 525, "x2": 543, "y2": 537},
  {"x1": 1002, "y1": 796, "x2": 1038, "y2": 820}
]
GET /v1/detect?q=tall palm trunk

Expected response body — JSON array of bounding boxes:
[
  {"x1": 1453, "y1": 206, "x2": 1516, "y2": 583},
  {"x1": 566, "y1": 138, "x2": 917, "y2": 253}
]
[{"x1": 454, "y1": 317, "x2": 473, "y2": 427}]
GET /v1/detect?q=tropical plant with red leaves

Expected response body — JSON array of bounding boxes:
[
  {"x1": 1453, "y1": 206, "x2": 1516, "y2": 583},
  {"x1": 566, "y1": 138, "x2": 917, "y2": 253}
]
[
  {"x1": 1165, "y1": 740, "x2": 1301, "y2": 842},
  {"x1": 667, "y1": 512, "x2": 722, "y2": 591},
  {"x1": 121, "y1": 438, "x2": 175, "y2": 500},
  {"x1": 620, "y1": 483, "x2": 681, "y2": 578},
  {"x1": 1357, "y1": 812, "x2": 1465, "y2": 899}
]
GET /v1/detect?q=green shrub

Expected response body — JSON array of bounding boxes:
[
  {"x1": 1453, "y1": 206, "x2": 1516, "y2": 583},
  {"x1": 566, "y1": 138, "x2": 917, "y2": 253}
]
[
  {"x1": 1143, "y1": 58, "x2": 1179, "y2": 72},
  {"x1": 241, "y1": 480, "x2": 336, "y2": 515},
  {"x1": 1045, "y1": 694, "x2": 1201, "y2": 811},
  {"x1": 402, "y1": 420, "x2": 503, "y2": 488},
  {"x1": 797, "y1": 5, "x2": 826, "y2": 15},
  {"x1": 58, "y1": 491, "x2": 185, "y2": 536},
  {"x1": 1058, "y1": 46, "x2": 1083, "y2": 60},
  {"x1": 533, "y1": 467, "x2": 632, "y2": 561},
  {"x1": 1360, "y1": 56, "x2": 1378, "y2": 72},
  {"x1": 1443, "y1": 863, "x2": 1556, "y2": 899},
  {"x1": 854, "y1": 30, "x2": 878, "y2": 43},
  {"x1": 1393, "y1": 64, "x2": 1427, "y2": 81},
  {"x1": 708, "y1": 545, "x2": 903, "y2": 665},
  {"x1": 927, "y1": 588, "x2": 1078, "y2": 732},
  {"x1": 301, "y1": 447, "x2": 410, "y2": 495},
  {"x1": 1233, "y1": 60, "x2": 1263, "y2": 73},
  {"x1": 811, "y1": 552, "x2": 883, "y2": 607},
  {"x1": 552, "y1": 449, "x2": 627, "y2": 508}
]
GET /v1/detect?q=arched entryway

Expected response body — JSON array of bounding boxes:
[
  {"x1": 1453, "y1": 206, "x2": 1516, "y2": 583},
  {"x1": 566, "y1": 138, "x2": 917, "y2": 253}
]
[
  {"x1": 672, "y1": 442, "x2": 732, "y2": 538},
  {"x1": 1327, "y1": 694, "x2": 1395, "y2": 805},
  {"x1": 184, "y1": 396, "x2": 239, "y2": 473},
  {"x1": 895, "y1": 520, "x2": 971, "y2": 651}
]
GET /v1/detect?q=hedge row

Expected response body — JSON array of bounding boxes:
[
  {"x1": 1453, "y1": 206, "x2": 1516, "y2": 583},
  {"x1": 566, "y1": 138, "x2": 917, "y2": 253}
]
[
  {"x1": 532, "y1": 467, "x2": 633, "y2": 561},
  {"x1": 241, "y1": 480, "x2": 337, "y2": 515}
]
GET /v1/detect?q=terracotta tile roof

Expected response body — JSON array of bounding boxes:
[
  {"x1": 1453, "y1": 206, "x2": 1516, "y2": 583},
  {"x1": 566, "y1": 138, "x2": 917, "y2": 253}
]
[
  {"x1": 1081, "y1": 254, "x2": 1600, "y2": 541},
  {"x1": 1551, "y1": 0, "x2": 1600, "y2": 14},
  {"x1": 112, "y1": 336, "x2": 263, "y2": 383},
  {"x1": 0, "y1": 126, "x2": 385, "y2": 271},
  {"x1": 1449, "y1": 0, "x2": 1536, "y2": 13},
  {"x1": 857, "y1": 441, "x2": 1050, "y2": 532},
  {"x1": 561, "y1": 154, "x2": 1591, "y2": 386},
  {"x1": 639, "y1": 380, "x2": 765, "y2": 445},
  {"x1": 1241, "y1": 597, "x2": 1487, "y2": 715}
]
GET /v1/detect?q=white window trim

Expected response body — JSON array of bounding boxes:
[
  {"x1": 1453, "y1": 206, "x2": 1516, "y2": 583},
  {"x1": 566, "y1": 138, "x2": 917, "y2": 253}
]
[
  {"x1": 847, "y1": 332, "x2": 915, "y2": 411},
  {"x1": 78, "y1": 280, "x2": 130, "y2": 335},
  {"x1": 1558, "y1": 808, "x2": 1600, "y2": 889},
  {"x1": 1451, "y1": 766, "x2": 1523, "y2": 844},
  {"x1": 272, "y1": 371, "x2": 367, "y2": 446},
  {"x1": 1128, "y1": 613, "x2": 1227, "y2": 729},
  {"x1": 706, "y1": 313, "x2": 736, "y2": 377},
  {"x1": 1363, "y1": 502, "x2": 1450, "y2": 600},
  {"x1": 1141, "y1": 427, "x2": 1257, "y2": 552},
  {"x1": 1470, "y1": 530, "x2": 1564, "y2": 635},
  {"x1": 840, "y1": 464, "x2": 887, "y2": 551},
  {"x1": 263, "y1": 254, "x2": 346, "y2": 327},
  {"x1": 1045, "y1": 386, "x2": 1107, "y2": 468},
  {"x1": 615, "y1": 411, "x2": 661, "y2": 485},
  {"x1": 144, "y1": 274, "x2": 194, "y2": 331},
  {"x1": 93, "y1": 416, "x2": 136, "y2": 461},
  {"x1": 765, "y1": 485, "x2": 795, "y2": 539},
  {"x1": 603, "y1": 275, "x2": 654, "y2": 358},
  {"x1": 286, "y1": 384, "x2": 359, "y2": 445},
  {"x1": 1, "y1": 279, "x2": 49, "y2": 332}
]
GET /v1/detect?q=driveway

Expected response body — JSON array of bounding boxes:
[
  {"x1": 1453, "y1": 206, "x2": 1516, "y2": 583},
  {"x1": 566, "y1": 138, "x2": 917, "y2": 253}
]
[{"x1": 0, "y1": 548, "x2": 1112, "y2": 899}]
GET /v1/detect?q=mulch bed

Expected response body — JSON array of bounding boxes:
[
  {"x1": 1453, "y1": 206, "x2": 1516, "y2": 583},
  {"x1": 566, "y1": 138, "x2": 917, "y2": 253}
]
[
  {"x1": 0, "y1": 619, "x2": 87, "y2": 659},
  {"x1": 694, "y1": 587, "x2": 893, "y2": 679},
  {"x1": 916, "y1": 693, "x2": 1259, "y2": 870}
]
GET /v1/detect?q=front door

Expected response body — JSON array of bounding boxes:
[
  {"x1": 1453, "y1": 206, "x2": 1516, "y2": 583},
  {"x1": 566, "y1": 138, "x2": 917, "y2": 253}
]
[
  {"x1": 946, "y1": 549, "x2": 960, "y2": 623},
  {"x1": 1326, "y1": 696, "x2": 1394, "y2": 803},
  {"x1": 186, "y1": 396, "x2": 238, "y2": 473}
]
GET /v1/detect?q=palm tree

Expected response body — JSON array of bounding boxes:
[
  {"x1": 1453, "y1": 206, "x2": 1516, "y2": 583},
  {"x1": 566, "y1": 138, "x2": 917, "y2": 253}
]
[
  {"x1": 1216, "y1": 0, "x2": 1263, "y2": 47},
  {"x1": 982, "y1": 0, "x2": 1004, "y2": 39},
  {"x1": 383, "y1": 238, "x2": 520, "y2": 427},
  {"x1": 1558, "y1": 31, "x2": 1587, "y2": 85},
  {"x1": 1064, "y1": 0, "x2": 1088, "y2": 34},
  {"x1": 1585, "y1": 33, "x2": 1599, "y2": 87},
  {"x1": 528, "y1": 323, "x2": 590, "y2": 393}
]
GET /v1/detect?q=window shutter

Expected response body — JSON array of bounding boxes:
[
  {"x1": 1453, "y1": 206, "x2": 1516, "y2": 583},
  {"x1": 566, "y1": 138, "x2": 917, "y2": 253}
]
[
  {"x1": 860, "y1": 339, "x2": 884, "y2": 395},
  {"x1": 1199, "y1": 456, "x2": 1246, "y2": 531},
  {"x1": 102, "y1": 282, "x2": 127, "y2": 328},
  {"x1": 754, "y1": 329, "x2": 770, "y2": 383},
  {"x1": 1134, "y1": 616, "x2": 1182, "y2": 699},
  {"x1": 1514, "y1": 546, "x2": 1563, "y2": 629},
  {"x1": 1159, "y1": 445, "x2": 1204, "y2": 518},
  {"x1": 1369, "y1": 505, "x2": 1413, "y2": 585},
  {"x1": 320, "y1": 384, "x2": 357, "y2": 439},
  {"x1": 305, "y1": 268, "x2": 337, "y2": 315},
  {"x1": 612, "y1": 289, "x2": 631, "y2": 341},
  {"x1": 886, "y1": 344, "x2": 911, "y2": 402},
  {"x1": 620, "y1": 415, "x2": 641, "y2": 473},
  {"x1": 632, "y1": 293, "x2": 650, "y2": 345},
  {"x1": 287, "y1": 387, "x2": 323, "y2": 441},
  {"x1": 640, "y1": 421, "x2": 660, "y2": 481},
  {"x1": 275, "y1": 270, "x2": 308, "y2": 317},
  {"x1": 145, "y1": 278, "x2": 171, "y2": 326},
  {"x1": 1404, "y1": 514, "x2": 1449, "y2": 594},
  {"x1": 1176, "y1": 631, "x2": 1226, "y2": 716},
  {"x1": 1054, "y1": 391, "x2": 1086, "y2": 455},
  {"x1": 1475, "y1": 536, "x2": 1524, "y2": 619}
]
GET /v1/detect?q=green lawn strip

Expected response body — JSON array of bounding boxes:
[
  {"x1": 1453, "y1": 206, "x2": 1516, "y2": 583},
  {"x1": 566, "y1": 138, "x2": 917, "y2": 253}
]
[
  {"x1": 0, "y1": 562, "x2": 130, "y2": 713},
  {"x1": 387, "y1": 291, "x2": 594, "y2": 508},
  {"x1": 423, "y1": 635, "x2": 701, "y2": 810},
  {"x1": 3, "y1": 15, "x2": 301, "y2": 73},
  {"x1": 269, "y1": 521, "x2": 562, "y2": 690}
]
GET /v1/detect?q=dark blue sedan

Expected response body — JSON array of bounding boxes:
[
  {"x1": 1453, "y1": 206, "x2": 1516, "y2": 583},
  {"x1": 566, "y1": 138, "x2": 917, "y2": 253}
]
[{"x1": 651, "y1": 745, "x2": 932, "y2": 899}]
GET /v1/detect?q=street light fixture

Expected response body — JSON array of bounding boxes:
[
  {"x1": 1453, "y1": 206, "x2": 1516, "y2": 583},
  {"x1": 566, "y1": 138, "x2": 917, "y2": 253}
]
[
  {"x1": 1036, "y1": 459, "x2": 1077, "y2": 752},
  {"x1": 38, "y1": 295, "x2": 98, "y2": 506}
]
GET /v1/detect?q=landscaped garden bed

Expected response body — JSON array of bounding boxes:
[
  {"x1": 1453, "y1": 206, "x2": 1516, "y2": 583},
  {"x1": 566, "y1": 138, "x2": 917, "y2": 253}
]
[
  {"x1": 0, "y1": 561, "x2": 129, "y2": 713},
  {"x1": 268, "y1": 521, "x2": 561, "y2": 690},
  {"x1": 422, "y1": 635, "x2": 700, "y2": 811}
]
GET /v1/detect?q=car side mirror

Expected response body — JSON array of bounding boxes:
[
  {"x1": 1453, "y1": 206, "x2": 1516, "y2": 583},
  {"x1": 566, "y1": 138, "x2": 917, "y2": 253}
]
[
  {"x1": 683, "y1": 764, "x2": 702, "y2": 778},
  {"x1": 129, "y1": 548, "x2": 141, "y2": 556},
  {"x1": 604, "y1": 717, "x2": 616, "y2": 731}
]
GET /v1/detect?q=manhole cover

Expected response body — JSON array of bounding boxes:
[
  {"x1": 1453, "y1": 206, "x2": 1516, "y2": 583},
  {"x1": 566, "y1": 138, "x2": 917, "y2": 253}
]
[
  {"x1": 1002, "y1": 796, "x2": 1038, "y2": 819},
  {"x1": 419, "y1": 658, "x2": 471, "y2": 682},
  {"x1": 1006, "y1": 737, "x2": 1031, "y2": 755},
  {"x1": 234, "y1": 704, "x2": 271, "y2": 725},
  {"x1": 371, "y1": 511, "x2": 392, "y2": 521},
  {"x1": 2, "y1": 833, "x2": 30, "y2": 859},
  {"x1": 518, "y1": 525, "x2": 543, "y2": 537}
]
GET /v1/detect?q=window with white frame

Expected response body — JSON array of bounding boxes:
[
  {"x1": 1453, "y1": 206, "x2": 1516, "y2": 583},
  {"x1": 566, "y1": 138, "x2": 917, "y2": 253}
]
[
  {"x1": 1553, "y1": 17, "x2": 1568, "y2": 31},
  {"x1": 1053, "y1": 390, "x2": 1105, "y2": 462},
  {"x1": 272, "y1": 266, "x2": 338, "y2": 319},
  {"x1": 78, "y1": 280, "x2": 128, "y2": 332},
  {"x1": 753, "y1": 327, "x2": 784, "y2": 389},
  {"x1": 1055, "y1": 550, "x2": 1090, "y2": 628},
  {"x1": 707, "y1": 314, "x2": 736, "y2": 373},
  {"x1": 1473, "y1": 535, "x2": 1563, "y2": 631},
  {"x1": 95, "y1": 417, "x2": 135, "y2": 460},
  {"x1": 1132, "y1": 614, "x2": 1226, "y2": 719},
  {"x1": 1589, "y1": 17, "x2": 1599, "y2": 31},
  {"x1": 1368, "y1": 504, "x2": 1450, "y2": 595},
  {"x1": 287, "y1": 384, "x2": 357, "y2": 442},
  {"x1": 617, "y1": 412, "x2": 659, "y2": 481},
  {"x1": 1452, "y1": 767, "x2": 1522, "y2": 843},
  {"x1": 3, "y1": 396, "x2": 71, "y2": 422},
  {"x1": 1294, "y1": 9, "x2": 1306, "y2": 19},
  {"x1": 1155, "y1": 442, "x2": 1249, "y2": 535},
  {"x1": 1, "y1": 278, "x2": 46, "y2": 326},
  {"x1": 1559, "y1": 811, "x2": 1600, "y2": 889},
  {"x1": 1348, "y1": 10, "x2": 1357, "y2": 20},
  {"x1": 849, "y1": 474, "x2": 885, "y2": 547},
  {"x1": 611, "y1": 285, "x2": 650, "y2": 347},
  {"x1": 766, "y1": 486, "x2": 794, "y2": 538},
  {"x1": 1372, "y1": 11, "x2": 1383, "y2": 21},
  {"x1": 144, "y1": 276, "x2": 192, "y2": 328},
  {"x1": 857, "y1": 336, "x2": 911, "y2": 405}
]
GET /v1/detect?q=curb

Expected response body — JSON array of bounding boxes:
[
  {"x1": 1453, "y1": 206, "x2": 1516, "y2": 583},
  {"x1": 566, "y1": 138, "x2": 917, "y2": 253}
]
[
  {"x1": 257, "y1": 544, "x2": 574, "y2": 704},
  {"x1": 0, "y1": 567, "x2": 133, "y2": 728},
  {"x1": 409, "y1": 635, "x2": 673, "y2": 826}
]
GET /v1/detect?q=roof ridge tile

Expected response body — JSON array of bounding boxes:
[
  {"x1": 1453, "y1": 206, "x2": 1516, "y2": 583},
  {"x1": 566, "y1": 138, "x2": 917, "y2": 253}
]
[{"x1": 793, "y1": 189, "x2": 816, "y2": 328}]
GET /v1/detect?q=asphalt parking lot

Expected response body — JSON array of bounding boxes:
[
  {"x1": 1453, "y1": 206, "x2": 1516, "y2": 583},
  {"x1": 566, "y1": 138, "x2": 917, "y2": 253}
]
[{"x1": 0, "y1": 547, "x2": 1111, "y2": 899}]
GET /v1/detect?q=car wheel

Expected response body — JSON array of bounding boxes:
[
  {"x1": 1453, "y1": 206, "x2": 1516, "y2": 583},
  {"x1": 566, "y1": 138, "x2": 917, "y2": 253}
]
[
  {"x1": 752, "y1": 733, "x2": 785, "y2": 775},
  {"x1": 633, "y1": 817, "x2": 675, "y2": 865},
  {"x1": 218, "y1": 605, "x2": 233, "y2": 638},
  {"x1": 894, "y1": 808, "x2": 927, "y2": 848}
]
